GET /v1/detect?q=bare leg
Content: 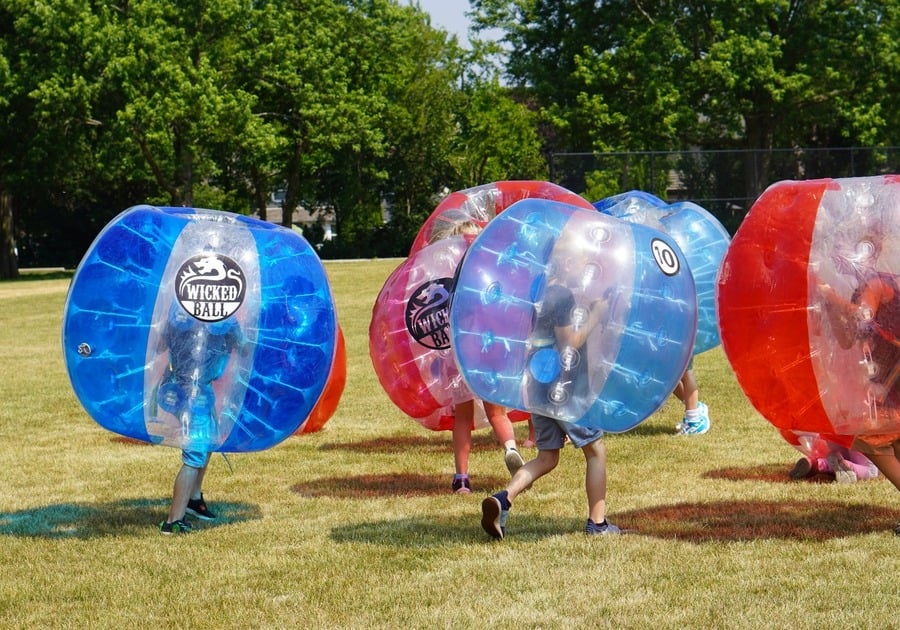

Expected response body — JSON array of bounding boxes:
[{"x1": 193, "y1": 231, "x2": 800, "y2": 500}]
[
  {"x1": 481, "y1": 448, "x2": 560, "y2": 539},
  {"x1": 192, "y1": 465, "x2": 207, "y2": 501},
  {"x1": 582, "y1": 438, "x2": 608, "y2": 524},
  {"x1": 506, "y1": 449, "x2": 560, "y2": 503},
  {"x1": 524, "y1": 416, "x2": 536, "y2": 448},
  {"x1": 866, "y1": 444, "x2": 900, "y2": 492},
  {"x1": 679, "y1": 369, "x2": 699, "y2": 412},
  {"x1": 484, "y1": 401, "x2": 523, "y2": 474},
  {"x1": 167, "y1": 463, "x2": 205, "y2": 523},
  {"x1": 483, "y1": 401, "x2": 516, "y2": 449},
  {"x1": 452, "y1": 400, "x2": 475, "y2": 476}
]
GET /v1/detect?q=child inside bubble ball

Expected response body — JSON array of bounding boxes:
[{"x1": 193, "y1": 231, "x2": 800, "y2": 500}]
[
  {"x1": 817, "y1": 253, "x2": 900, "y2": 534},
  {"x1": 156, "y1": 303, "x2": 247, "y2": 534},
  {"x1": 481, "y1": 229, "x2": 622, "y2": 539},
  {"x1": 427, "y1": 213, "x2": 525, "y2": 493},
  {"x1": 782, "y1": 429, "x2": 880, "y2": 483}
]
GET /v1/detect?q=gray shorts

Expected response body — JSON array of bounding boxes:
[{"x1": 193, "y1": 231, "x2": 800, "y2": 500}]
[{"x1": 533, "y1": 413, "x2": 604, "y2": 450}]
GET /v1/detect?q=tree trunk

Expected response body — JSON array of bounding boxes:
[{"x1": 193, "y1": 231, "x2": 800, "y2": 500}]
[
  {"x1": 251, "y1": 167, "x2": 269, "y2": 222},
  {"x1": 743, "y1": 111, "x2": 775, "y2": 204},
  {"x1": 281, "y1": 140, "x2": 303, "y2": 228},
  {"x1": 173, "y1": 126, "x2": 193, "y2": 207},
  {"x1": 0, "y1": 191, "x2": 18, "y2": 279}
]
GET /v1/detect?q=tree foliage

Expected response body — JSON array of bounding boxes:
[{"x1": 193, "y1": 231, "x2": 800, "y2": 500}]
[
  {"x1": 0, "y1": 0, "x2": 547, "y2": 272},
  {"x1": 1, "y1": 0, "x2": 898, "y2": 274},
  {"x1": 473, "y1": 0, "x2": 900, "y2": 199}
]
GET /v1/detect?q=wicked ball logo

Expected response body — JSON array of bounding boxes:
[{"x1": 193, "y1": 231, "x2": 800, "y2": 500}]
[
  {"x1": 405, "y1": 277, "x2": 454, "y2": 350},
  {"x1": 175, "y1": 254, "x2": 246, "y2": 322}
]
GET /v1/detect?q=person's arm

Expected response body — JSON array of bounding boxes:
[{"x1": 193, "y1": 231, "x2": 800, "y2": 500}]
[
  {"x1": 819, "y1": 277, "x2": 893, "y2": 349},
  {"x1": 554, "y1": 297, "x2": 609, "y2": 350},
  {"x1": 818, "y1": 283, "x2": 860, "y2": 349},
  {"x1": 857, "y1": 276, "x2": 894, "y2": 321}
]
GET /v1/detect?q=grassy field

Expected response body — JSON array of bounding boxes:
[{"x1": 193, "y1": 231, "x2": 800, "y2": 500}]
[{"x1": 0, "y1": 261, "x2": 898, "y2": 629}]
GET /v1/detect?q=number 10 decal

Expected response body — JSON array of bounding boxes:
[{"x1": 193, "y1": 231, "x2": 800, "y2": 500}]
[{"x1": 651, "y1": 238, "x2": 680, "y2": 276}]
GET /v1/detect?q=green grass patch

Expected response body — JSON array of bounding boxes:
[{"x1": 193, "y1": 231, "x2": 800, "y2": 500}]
[{"x1": 0, "y1": 259, "x2": 897, "y2": 628}]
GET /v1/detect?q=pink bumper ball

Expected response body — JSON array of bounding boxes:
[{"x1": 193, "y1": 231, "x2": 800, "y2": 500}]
[
  {"x1": 369, "y1": 236, "x2": 475, "y2": 424},
  {"x1": 717, "y1": 175, "x2": 900, "y2": 437},
  {"x1": 409, "y1": 180, "x2": 595, "y2": 254}
]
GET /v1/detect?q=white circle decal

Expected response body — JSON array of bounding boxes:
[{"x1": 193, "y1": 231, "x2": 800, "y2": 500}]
[
  {"x1": 176, "y1": 254, "x2": 246, "y2": 321},
  {"x1": 651, "y1": 238, "x2": 680, "y2": 276}
]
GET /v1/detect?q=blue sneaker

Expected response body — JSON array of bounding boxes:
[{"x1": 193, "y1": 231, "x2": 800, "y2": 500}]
[
  {"x1": 676, "y1": 402, "x2": 710, "y2": 435},
  {"x1": 481, "y1": 495, "x2": 509, "y2": 539},
  {"x1": 585, "y1": 518, "x2": 622, "y2": 535}
]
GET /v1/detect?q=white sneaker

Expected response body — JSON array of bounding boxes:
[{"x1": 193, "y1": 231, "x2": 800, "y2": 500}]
[
  {"x1": 504, "y1": 448, "x2": 525, "y2": 475},
  {"x1": 826, "y1": 453, "x2": 857, "y2": 484}
]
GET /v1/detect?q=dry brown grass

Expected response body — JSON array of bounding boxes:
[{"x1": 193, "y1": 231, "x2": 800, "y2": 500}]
[{"x1": 0, "y1": 261, "x2": 897, "y2": 629}]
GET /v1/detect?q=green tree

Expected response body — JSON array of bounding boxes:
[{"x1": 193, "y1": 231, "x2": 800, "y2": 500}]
[
  {"x1": 0, "y1": 0, "x2": 556, "y2": 265},
  {"x1": 232, "y1": 0, "x2": 378, "y2": 229},
  {"x1": 671, "y1": 0, "x2": 900, "y2": 195},
  {"x1": 473, "y1": 0, "x2": 900, "y2": 201},
  {"x1": 99, "y1": 0, "x2": 258, "y2": 208},
  {"x1": 0, "y1": 12, "x2": 14, "y2": 277},
  {"x1": 315, "y1": 0, "x2": 455, "y2": 252},
  {"x1": 451, "y1": 79, "x2": 547, "y2": 185},
  {"x1": 367, "y1": 1, "x2": 463, "y2": 221},
  {"x1": 0, "y1": 0, "x2": 122, "y2": 269}
]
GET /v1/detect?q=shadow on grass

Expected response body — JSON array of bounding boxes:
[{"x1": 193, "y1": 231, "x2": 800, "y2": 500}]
[
  {"x1": 317, "y1": 432, "x2": 499, "y2": 455},
  {"x1": 703, "y1": 463, "x2": 839, "y2": 484},
  {"x1": 616, "y1": 500, "x2": 900, "y2": 542},
  {"x1": 329, "y1": 514, "x2": 572, "y2": 546},
  {"x1": 330, "y1": 498, "x2": 899, "y2": 546},
  {"x1": 291, "y1": 473, "x2": 510, "y2": 498},
  {"x1": 0, "y1": 497, "x2": 261, "y2": 539}
]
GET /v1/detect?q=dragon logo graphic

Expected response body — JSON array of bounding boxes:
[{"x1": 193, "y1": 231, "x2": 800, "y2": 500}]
[
  {"x1": 175, "y1": 254, "x2": 246, "y2": 322},
  {"x1": 405, "y1": 278, "x2": 454, "y2": 350}
]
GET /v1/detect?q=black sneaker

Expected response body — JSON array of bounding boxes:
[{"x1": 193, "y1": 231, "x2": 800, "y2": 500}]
[
  {"x1": 481, "y1": 495, "x2": 508, "y2": 540},
  {"x1": 585, "y1": 518, "x2": 622, "y2": 535},
  {"x1": 789, "y1": 457, "x2": 814, "y2": 479},
  {"x1": 159, "y1": 519, "x2": 193, "y2": 535},
  {"x1": 186, "y1": 494, "x2": 217, "y2": 521}
]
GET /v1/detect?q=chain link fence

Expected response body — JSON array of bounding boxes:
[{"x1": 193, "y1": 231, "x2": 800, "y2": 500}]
[{"x1": 550, "y1": 147, "x2": 900, "y2": 234}]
